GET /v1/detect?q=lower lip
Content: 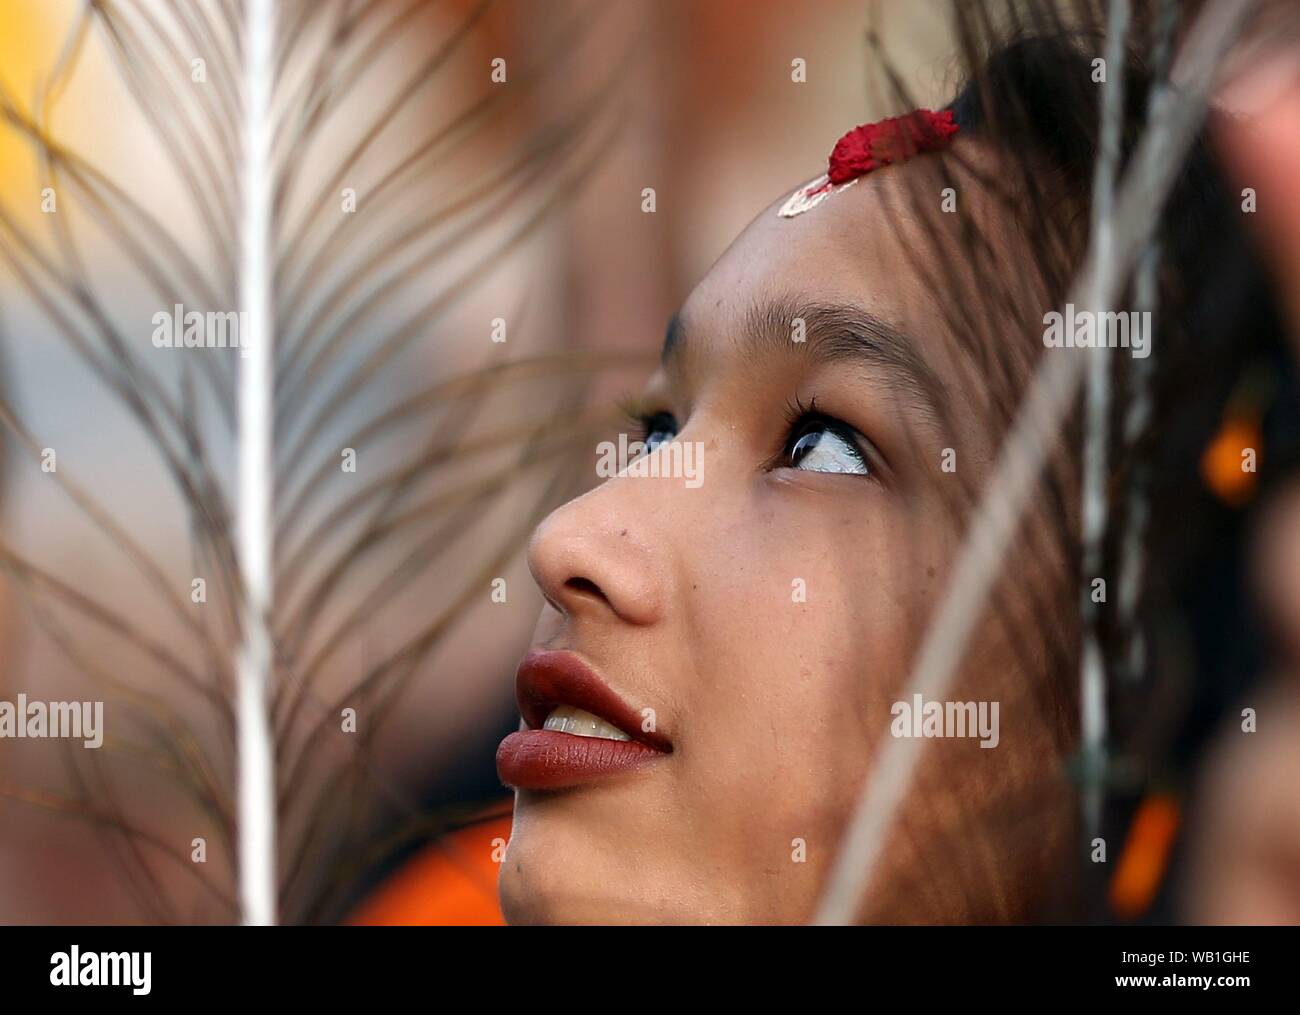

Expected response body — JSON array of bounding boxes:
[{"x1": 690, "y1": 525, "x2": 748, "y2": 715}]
[{"x1": 496, "y1": 730, "x2": 665, "y2": 790}]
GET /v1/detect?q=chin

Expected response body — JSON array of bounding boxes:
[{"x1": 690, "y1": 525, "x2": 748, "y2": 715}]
[
  {"x1": 498, "y1": 802, "x2": 716, "y2": 925},
  {"x1": 497, "y1": 841, "x2": 678, "y2": 925},
  {"x1": 497, "y1": 807, "x2": 616, "y2": 924},
  {"x1": 498, "y1": 869, "x2": 675, "y2": 925}
]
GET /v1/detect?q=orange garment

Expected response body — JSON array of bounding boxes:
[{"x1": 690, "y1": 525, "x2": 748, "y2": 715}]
[{"x1": 349, "y1": 812, "x2": 512, "y2": 926}]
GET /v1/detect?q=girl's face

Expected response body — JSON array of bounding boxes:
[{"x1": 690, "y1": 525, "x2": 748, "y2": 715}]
[{"x1": 498, "y1": 145, "x2": 1075, "y2": 924}]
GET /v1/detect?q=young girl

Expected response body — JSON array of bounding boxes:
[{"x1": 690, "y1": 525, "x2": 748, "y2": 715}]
[{"x1": 495, "y1": 16, "x2": 1299, "y2": 924}]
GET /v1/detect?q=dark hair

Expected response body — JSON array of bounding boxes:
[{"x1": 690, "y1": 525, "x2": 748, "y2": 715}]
[{"x1": 937, "y1": 28, "x2": 1300, "y2": 920}]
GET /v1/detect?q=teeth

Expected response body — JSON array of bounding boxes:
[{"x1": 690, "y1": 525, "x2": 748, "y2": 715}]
[{"x1": 543, "y1": 705, "x2": 631, "y2": 741}]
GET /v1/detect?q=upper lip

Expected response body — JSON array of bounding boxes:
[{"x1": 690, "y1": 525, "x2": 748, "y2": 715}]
[{"x1": 516, "y1": 649, "x2": 673, "y2": 753}]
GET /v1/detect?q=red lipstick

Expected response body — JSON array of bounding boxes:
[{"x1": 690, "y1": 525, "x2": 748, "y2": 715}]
[{"x1": 496, "y1": 649, "x2": 671, "y2": 791}]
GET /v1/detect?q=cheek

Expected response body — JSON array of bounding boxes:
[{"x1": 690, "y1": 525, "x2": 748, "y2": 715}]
[
  {"x1": 683, "y1": 485, "x2": 946, "y2": 725},
  {"x1": 670, "y1": 489, "x2": 949, "y2": 909}
]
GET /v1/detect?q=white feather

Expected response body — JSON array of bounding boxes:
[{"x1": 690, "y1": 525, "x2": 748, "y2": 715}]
[{"x1": 236, "y1": 0, "x2": 277, "y2": 928}]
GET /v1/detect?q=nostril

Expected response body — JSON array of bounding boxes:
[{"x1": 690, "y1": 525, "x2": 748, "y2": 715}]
[{"x1": 564, "y1": 576, "x2": 605, "y2": 600}]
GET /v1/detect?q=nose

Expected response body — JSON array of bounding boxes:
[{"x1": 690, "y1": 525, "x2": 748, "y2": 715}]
[{"x1": 526, "y1": 479, "x2": 669, "y2": 628}]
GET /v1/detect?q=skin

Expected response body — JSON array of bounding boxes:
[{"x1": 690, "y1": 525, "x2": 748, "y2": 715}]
[{"x1": 499, "y1": 139, "x2": 1078, "y2": 925}]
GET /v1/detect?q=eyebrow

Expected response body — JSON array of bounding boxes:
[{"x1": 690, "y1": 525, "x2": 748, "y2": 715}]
[{"x1": 662, "y1": 297, "x2": 954, "y2": 441}]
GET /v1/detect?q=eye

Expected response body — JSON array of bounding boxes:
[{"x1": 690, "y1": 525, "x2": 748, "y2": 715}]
[
  {"x1": 639, "y1": 411, "x2": 679, "y2": 452},
  {"x1": 785, "y1": 415, "x2": 871, "y2": 476}
]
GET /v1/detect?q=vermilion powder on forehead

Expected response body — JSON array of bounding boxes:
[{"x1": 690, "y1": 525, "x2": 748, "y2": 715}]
[{"x1": 827, "y1": 109, "x2": 960, "y2": 185}]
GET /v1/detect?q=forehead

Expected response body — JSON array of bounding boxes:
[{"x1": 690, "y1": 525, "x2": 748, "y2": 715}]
[
  {"x1": 684, "y1": 139, "x2": 1015, "y2": 335},
  {"x1": 673, "y1": 139, "x2": 1046, "y2": 458}
]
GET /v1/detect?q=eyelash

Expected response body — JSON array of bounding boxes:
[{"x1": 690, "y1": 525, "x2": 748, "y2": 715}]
[
  {"x1": 618, "y1": 395, "x2": 673, "y2": 444},
  {"x1": 619, "y1": 393, "x2": 878, "y2": 475},
  {"x1": 777, "y1": 394, "x2": 874, "y2": 474}
]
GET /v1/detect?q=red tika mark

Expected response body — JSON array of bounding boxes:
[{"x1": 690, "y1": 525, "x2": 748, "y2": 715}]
[{"x1": 827, "y1": 109, "x2": 959, "y2": 185}]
